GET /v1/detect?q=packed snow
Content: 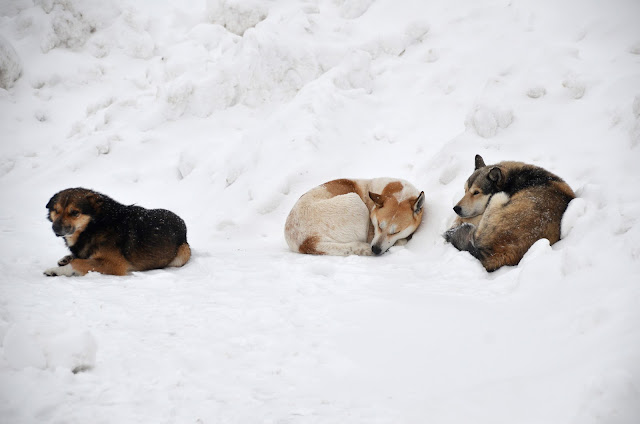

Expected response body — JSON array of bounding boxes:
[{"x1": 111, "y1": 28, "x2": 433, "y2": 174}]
[{"x1": 1, "y1": 0, "x2": 640, "y2": 422}]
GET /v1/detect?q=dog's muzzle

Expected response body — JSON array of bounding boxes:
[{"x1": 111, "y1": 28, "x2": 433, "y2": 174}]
[{"x1": 52, "y1": 222, "x2": 73, "y2": 237}]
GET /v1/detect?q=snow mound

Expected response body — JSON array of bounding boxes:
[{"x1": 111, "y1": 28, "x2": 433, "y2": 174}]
[
  {"x1": 206, "y1": 0, "x2": 268, "y2": 36},
  {"x1": 336, "y1": 0, "x2": 375, "y2": 19},
  {"x1": 562, "y1": 74, "x2": 587, "y2": 100},
  {"x1": 465, "y1": 104, "x2": 514, "y2": 138},
  {"x1": 0, "y1": 35, "x2": 22, "y2": 89},
  {"x1": 39, "y1": 0, "x2": 98, "y2": 52}
]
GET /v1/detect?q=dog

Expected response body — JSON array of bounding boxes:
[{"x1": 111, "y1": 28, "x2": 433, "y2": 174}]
[
  {"x1": 44, "y1": 188, "x2": 191, "y2": 276},
  {"x1": 444, "y1": 155, "x2": 575, "y2": 271},
  {"x1": 285, "y1": 178, "x2": 425, "y2": 256}
]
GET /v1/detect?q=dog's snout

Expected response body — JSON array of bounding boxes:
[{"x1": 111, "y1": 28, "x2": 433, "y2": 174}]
[
  {"x1": 453, "y1": 205, "x2": 462, "y2": 215},
  {"x1": 52, "y1": 221, "x2": 70, "y2": 237},
  {"x1": 52, "y1": 221, "x2": 64, "y2": 236},
  {"x1": 371, "y1": 245, "x2": 382, "y2": 255}
]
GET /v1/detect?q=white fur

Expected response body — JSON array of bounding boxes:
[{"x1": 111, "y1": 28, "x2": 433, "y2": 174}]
[
  {"x1": 488, "y1": 191, "x2": 510, "y2": 209},
  {"x1": 285, "y1": 178, "x2": 422, "y2": 256},
  {"x1": 285, "y1": 189, "x2": 370, "y2": 256},
  {"x1": 64, "y1": 234, "x2": 76, "y2": 247},
  {"x1": 44, "y1": 264, "x2": 79, "y2": 277}
]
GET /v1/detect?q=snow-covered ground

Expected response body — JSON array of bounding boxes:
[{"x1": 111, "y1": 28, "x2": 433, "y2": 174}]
[{"x1": 1, "y1": 0, "x2": 640, "y2": 422}]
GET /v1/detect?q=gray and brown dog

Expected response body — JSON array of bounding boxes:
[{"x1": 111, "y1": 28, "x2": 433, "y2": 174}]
[
  {"x1": 45, "y1": 188, "x2": 191, "y2": 276},
  {"x1": 444, "y1": 155, "x2": 575, "y2": 271}
]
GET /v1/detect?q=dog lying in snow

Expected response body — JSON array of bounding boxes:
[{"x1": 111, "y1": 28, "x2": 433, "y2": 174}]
[
  {"x1": 285, "y1": 178, "x2": 425, "y2": 256},
  {"x1": 45, "y1": 188, "x2": 191, "y2": 276},
  {"x1": 444, "y1": 155, "x2": 575, "y2": 271}
]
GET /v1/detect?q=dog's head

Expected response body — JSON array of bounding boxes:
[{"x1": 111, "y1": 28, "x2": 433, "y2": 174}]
[
  {"x1": 453, "y1": 154, "x2": 506, "y2": 218},
  {"x1": 369, "y1": 190, "x2": 425, "y2": 255},
  {"x1": 46, "y1": 188, "x2": 103, "y2": 246}
]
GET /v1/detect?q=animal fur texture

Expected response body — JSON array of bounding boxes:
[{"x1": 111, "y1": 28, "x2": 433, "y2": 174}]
[
  {"x1": 44, "y1": 188, "x2": 191, "y2": 276},
  {"x1": 285, "y1": 178, "x2": 425, "y2": 256},
  {"x1": 444, "y1": 155, "x2": 575, "y2": 271}
]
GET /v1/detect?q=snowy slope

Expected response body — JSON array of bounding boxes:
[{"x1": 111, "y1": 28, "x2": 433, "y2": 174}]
[{"x1": 1, "y1": 0, "x2": 640, "y2": 422}]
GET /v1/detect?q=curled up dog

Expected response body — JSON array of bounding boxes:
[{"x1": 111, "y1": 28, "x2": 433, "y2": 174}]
[
  {"x1": 45, "y1": 188, "x2": 191, "y2": 276},
  {"x1": 285, "y1": 178, "x2": 425, "y2": 256},
  {"x1": 444, "y1": 155, "x2": 575, "y2": 271}
]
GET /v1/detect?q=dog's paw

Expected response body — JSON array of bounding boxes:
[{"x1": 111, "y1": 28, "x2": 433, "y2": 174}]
[
  {"x1": 394, "y1": 238, "x2": 409, "y2": 247},
  {"x1": 443, "y1": 226, "x2": 458, "y2": 242},
  {"x1": 44, "y1": 264, "x2": 79, "y2": 277},
  {"x1": 57, "y1": 255, "x2": 74, "y2": 266},
  {"x1": 443, "y1": 223, "x2": 476, "y2": 250}
]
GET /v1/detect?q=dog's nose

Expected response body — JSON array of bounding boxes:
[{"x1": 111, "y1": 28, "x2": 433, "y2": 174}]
[
  {"x1": 371, "y1": 245, "x2": 382, "y2": 255},
  {"x1": 453, "y1": 205, "x2": 461, "y2": 215},
  {"x1": 52, "y1": 222, "x2": 64, "y2": 236}
]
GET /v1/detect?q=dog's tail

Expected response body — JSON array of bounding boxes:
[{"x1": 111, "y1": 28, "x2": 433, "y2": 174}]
[{"x1": 169, "y1": 243, "x2": 191, "y2": 267}]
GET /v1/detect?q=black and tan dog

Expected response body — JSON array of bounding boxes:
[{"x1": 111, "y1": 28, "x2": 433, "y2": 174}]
[
  {"x1": 444, "y1": 155, "x2": 575, "y2": 271},
  {"x1": 44, "y1": 188, "x2": 191, "y2": 276}
]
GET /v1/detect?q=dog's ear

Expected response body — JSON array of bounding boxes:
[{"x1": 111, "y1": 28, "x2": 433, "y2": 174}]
[
  {"x1": 488, "y1": 167, "x2": 504, "y2": 187},
  {"x1": 46, "y1": 193, "x2": 58, "y2": 222},
  {"x1": 46, "y1": 194, "x2": 57, "y2": 210},
  {"x1": 86, "y1": 192, "x2": 104, "y2": 214},
  {"x1": 475, "y1": 154, "x2": 486, "y2": 169},
  {"x1": 369, "y1": 192, "x2": 385, "y2": 208},
  {"x1": 413, "y1": 191, "x2": 425, "y2": 214}
]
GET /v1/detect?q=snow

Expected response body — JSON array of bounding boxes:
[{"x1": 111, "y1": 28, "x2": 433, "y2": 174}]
[{"x1": 1, "y1": 0, "x2": 639, "y2": 422}]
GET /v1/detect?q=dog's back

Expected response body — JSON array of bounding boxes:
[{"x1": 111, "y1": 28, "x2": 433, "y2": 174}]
[
  {"x1": 123, "y1": 206, "x2": 190, "y2": 271},
  {"x1": 474, "y1": 171, "x2": 574, "y2": 270}
]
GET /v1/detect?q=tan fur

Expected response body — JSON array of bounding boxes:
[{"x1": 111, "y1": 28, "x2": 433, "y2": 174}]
[
  {"x1": 62, "y1": 215, "x2": 91, "y2": 247},
  {"x1": 285, "y1": 178, "x2": 425, "y2": 256},
  {"x1": 299, "y1": 236, "x2": 322, "y2": 255},
  {"x1": 67, "y1": 249, "x2": 131, "y2": 276},
  {"x1": 168, "y1": 243, "x2": 192, "y2": 268}
]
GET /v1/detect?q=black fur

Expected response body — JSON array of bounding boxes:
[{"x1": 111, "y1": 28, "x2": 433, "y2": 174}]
[
  {"x1": 468, "y1": 164, "x2": 566, "y2": 197},
  {"x1": 500, "y1": 166, "x2": 563, "y2": 196}
]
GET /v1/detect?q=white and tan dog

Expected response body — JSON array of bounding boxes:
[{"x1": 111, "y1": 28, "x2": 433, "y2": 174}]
[{"x1": 285, "y1": 178, "x2": 425, "y2": 256}]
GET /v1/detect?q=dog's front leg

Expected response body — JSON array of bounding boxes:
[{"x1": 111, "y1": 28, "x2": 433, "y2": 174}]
[
  {"x1": 45, "y1": 256, "x2": 129, "y2": 276},
  {"x1": 394, "y1": 233, "x2": 414, "y2": 247},
  {"x1": 67, "y1": 257, "x2": 129, "y2": 276},
  {"x1": 44, "y1": 263, "x2": 81, "y2": 277},
  {"x1": 443, "y1": 223, "x2": 476, "y2": 252},
  {"x1": 57, "y1": 255, "x2": 75, "y2": 266},
  {"x1": 44, "y1": 255, "x2": 79, "y2": 276}
]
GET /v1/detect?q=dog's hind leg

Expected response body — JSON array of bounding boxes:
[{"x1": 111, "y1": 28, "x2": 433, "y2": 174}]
[
  {"x1": 314, "y1": 241, "x2": 373, "y2": 256},
  {"x1": 168, "y1": 243, "x2": 191, "y2": 267}
]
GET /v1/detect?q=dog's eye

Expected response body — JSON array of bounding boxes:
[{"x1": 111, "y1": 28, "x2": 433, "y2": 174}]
[
  {"x1": 69, "y1": 210, "x2": 80, "y2": 217},
  {"x1": 472, "y1": 190, "x2": 480, "y2": 196}
]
